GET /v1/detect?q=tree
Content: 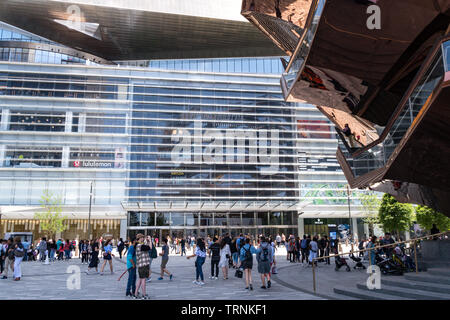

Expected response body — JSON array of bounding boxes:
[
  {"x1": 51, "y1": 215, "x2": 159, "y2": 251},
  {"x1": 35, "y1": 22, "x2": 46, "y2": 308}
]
[
  {"x1": 34, "y1": 190, "x2": 68, "y2": 239},
  {"x1": 359, "y1": 192, "x2": 381, "y2": 236},
  {"x1": 378, "y1": 193, "x2": 414, "y2": 240},
  {"x1": 415, "y1": 205, "x2": 450, "y2": 232}
]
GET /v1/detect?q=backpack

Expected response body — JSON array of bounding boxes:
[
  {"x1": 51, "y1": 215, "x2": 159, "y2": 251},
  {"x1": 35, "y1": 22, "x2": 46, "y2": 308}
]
[
  {"x1": 150, "y1": 244, "x2": 157, "y2": 259},
  {"x1": 243, "y1": 246, "x2": 252, "y2": 262},
  {"x1": 14, "y1": 245, "x2": 25, "y2": 258},
  {"x1": 211, "y1": 244, "x2": 220, "y2": 259},
  {"x1": 260, "y1": 246, "x2": 269, "y2": 262},
  {"x1": 301, "y1": 239, "x2": 307, "y2": 249}
]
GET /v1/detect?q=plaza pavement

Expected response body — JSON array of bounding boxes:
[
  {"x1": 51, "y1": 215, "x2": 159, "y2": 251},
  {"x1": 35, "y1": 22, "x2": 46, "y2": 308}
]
[{"x1": 0, "y1": 246, "x2": 326, "y2": 300}]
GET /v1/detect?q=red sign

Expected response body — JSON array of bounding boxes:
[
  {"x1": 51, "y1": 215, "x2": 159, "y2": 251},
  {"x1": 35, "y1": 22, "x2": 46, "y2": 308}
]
[{"x1": 73, "y1": 161, "x2": 80, "y2": 167}]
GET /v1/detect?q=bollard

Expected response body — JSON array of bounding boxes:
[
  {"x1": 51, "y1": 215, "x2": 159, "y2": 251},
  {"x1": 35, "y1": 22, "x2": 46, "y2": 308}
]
[
  {"x1": 413, "y1": 241, "x2": 418, "y2": 274},
  {"x1": 312, "y1": 258, "x2": 316, "y2": 293}
]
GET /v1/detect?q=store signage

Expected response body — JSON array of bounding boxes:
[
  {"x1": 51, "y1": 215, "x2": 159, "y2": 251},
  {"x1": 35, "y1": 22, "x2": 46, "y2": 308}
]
[
  {"x1": 314, "y1": 218, "x2": 324, "y2": 225},
  {"x1": 73, "y1": 160, "x2": 112, "y2": 168},
  {"x1": 171, "y1": 121, "x2": 280, "y2": 174}
]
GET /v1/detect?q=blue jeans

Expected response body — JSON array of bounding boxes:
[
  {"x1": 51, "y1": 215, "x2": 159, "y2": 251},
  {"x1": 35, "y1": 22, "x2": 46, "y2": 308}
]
[
  {"x1": 50, "y1": 249, "x2": 55, "y2": 261},
  {"x1": 126, "y1": 267, "x2": 136, "y2": 295},
  {"x1": 195, "y1": 257, "x2": 205, "y2": 281},
  {"x1": 64, "y1": 250, "x2": 70, "y2": 259},
  {"x1": 232, "y1": 252, "x2": 239, "y2": 264}
]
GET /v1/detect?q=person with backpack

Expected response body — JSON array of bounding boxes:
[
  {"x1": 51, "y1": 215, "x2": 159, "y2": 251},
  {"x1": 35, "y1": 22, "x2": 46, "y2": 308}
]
[
  {"x1": 187, "y1": 238, "x2": 207, "y2": 285},
  {"x1": 256, "y1": 236, "x2": 273, "y2": 289},
  {"x1": 239, "y1": 237, "x2": 257, "y2": 291},
  {"x1": 309, "y1": 236, "x2": 319, "y2": 266},
  {"x1": 1, "y1": 238, "x2": 14, "y2": 279},
  {"x1": 13, "y1": 237, "x2": 24, "y2": 281},
  {"x1": 208, "y1": 237, "x2": 221, "y2": 280}
]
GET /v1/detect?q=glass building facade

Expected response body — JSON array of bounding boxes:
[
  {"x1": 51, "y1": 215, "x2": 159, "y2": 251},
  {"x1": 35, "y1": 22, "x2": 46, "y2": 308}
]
[{"x1": 0, "y1": 22, "x2": 370, "y2": 241}]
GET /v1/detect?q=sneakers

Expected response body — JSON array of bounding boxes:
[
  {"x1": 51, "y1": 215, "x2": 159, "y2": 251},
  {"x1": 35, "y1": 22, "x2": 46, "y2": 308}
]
[
  {"x1": 249, "y1": 284, "x2": 253, "y2": 291},
  {"x1": 209, "y1": 276, "x2": 214, "y2": 279},
  {"x1": 198, "y1": 281, "x2": 205, "y2": 286},
  {"x1": 193, "y1": 280, "x2": 200, "y2": 285},
  {"x1": 158, "y1": 277, "x2": 163, "y2": 280},
  {"x1": 141, "y1": 295, "x2": 150, "y2": 300},
  {"x1": 261, "y1": 285, "x2": 267, "y2": 289},
  {"x1": 133, "y1": 294, "x2": 141, "y2": 300},
  {"x1": 214, "y1": 276, "x2": 218, "y2": 280},
  {"x1": 146, "y1": 278, "x2": 152, "y2": 283},
  {"x1": 169, "y1": 274, "x2": 173, "y2": 281},
  {"x1": 267, "y1": 280, "x2": 272, "y2": 288}
]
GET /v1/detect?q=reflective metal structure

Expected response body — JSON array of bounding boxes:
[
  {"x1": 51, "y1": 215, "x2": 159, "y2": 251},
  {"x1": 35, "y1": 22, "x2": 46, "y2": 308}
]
[
  {"x1": 0, "y1": 0, "x2": 283, "y2": 60},
  {"x1": 242, "y1": 0, "x2": 450, "y2": 216}
]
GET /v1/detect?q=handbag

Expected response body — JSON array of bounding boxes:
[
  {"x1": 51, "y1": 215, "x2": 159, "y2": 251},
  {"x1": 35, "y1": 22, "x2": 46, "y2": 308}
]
[
  {"x1": 235, "y1": 269, "x2": 243, "y2": 278},
  {"x1": 271, "y1": 265, "x2": 278, "y2": 274}
]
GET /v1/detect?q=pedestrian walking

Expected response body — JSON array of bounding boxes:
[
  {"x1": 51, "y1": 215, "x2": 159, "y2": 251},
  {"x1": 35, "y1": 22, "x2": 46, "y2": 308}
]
[
  {"x1": 80, "y1": 240, "x2": 88, "y2": 264},
  {"x1": 146, "y1": 236, "x2": 158, "y2": 283},
  {"x1": 100, "y1": 239, "x2": 114, "y2": 275},
  {"x1": 0, "y1": 239, "x2": 6, "y2": 273},
  {"x1": 117, "y1": 238, "x2": 125, "y2": 259},
  {"x1": 134, "y1": 234, "x2": 150, "y2": 299},
  {"x1": 180, "y1": 238, "x2": 186, "y2": 256},
  {"x1": 230, "y1": 237, "x2": 239, "y2": 268},
  {"x1": 240, "y1": 237, "x2": 257, "y2": 291},
  {"x1": 13, "y1": 237, "x2": 24, "y2": 281},
  {"x1": 158, "y1": 238, "x2": 173, "y2": 281},
  {"x1": 309, "y1": 236, "x2": 318, "y2": 266},
  {"x1": 86, "y1": 240, "x2": 100, "y2": 274},
  {"x1": 219, "y1": 238, "x2": 231, "y2": 280},
  {"x1": 276, "y1": 234, "x2": 281, "y2": 247},
  {"x1": 63, "y1": 239, "x2": 71, "y2": 260},
  {"x1": 1, "y1": 238, "x2": 14, "y2": 279},
  {"x1": 125, "y1": 237, "x2": 137, "y2": 298},
  {"x1": 38, "y1": 237, "x2": 47, "y2": 262},
  {"x1": 256, "y1": 237, "x2": 272, "y2": 289},
  {"x1": 208, "y1": 237, "x2": 221, "y2": 279},
  {"x1": 187, "y1": 238, "x2": 206, "y2": 285}
]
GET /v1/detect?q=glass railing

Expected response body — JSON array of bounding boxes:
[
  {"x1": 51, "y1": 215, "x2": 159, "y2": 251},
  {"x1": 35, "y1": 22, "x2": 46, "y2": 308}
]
[
  {"x1": 281, "y1": 0, "x2": 326, "y2": 95},
  {"x1": 339, "y1": 40, "x2": 448, "y2": 178}
]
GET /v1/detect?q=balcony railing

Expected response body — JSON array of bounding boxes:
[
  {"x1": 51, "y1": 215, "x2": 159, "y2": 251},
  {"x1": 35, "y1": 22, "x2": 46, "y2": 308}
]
[
  {"x1": 338, "y1": 39, "x2": 449, "y2": 179},
  {"x1": 280, "y1": 0, "x2": 326, "y2": 98}
]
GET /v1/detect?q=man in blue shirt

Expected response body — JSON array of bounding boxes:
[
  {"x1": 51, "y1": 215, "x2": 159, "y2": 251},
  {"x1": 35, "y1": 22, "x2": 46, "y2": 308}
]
[{"x1": 126, "y1": 238, "x2": 137, "y2": 298}]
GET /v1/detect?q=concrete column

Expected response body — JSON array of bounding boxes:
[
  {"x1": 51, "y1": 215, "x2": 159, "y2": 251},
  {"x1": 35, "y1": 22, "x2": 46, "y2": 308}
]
[
  {"x1": 364, "y1": 223, "x2": 370, "y2": 239},
  {"x1": 298, "y1": 217, "x2": 305, "y2": 238},
  {"x1": 65, "y1": 111, "x2": 73, "y2": 132},
  {"x1": 352, "y1": 218, "x2": 359, "y2": 241},
  {"x1": 120, "y1": 219, "x2": 127, "y2": 240},
  {"x1": 0, "y1": 144, "x2": 5, "y2": 167},
  {"x1": 61, "y1": 146, "x2": 70, "y2": 168},
  {"x1": 1, "y1": 109, "x2": 10, "y2": 131},
  {"x1": 78, "y1": 113, "x2": 86, "y2": 133}
]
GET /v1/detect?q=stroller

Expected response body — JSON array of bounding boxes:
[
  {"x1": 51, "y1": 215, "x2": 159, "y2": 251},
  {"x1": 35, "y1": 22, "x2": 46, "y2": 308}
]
[
  {"x1": 335, "y1": 254, "x2": 351, "y2": 272},
  {"x1": 349, "y1": 253, "x2": 366, "y2": 270},
  {"x1": 375, "y1": 252, "x2": 403, "y2": 275}
]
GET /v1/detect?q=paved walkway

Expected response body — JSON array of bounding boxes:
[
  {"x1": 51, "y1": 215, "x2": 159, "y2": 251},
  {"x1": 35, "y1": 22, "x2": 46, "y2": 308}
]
[{"x1": 0, "y1": 247, "x2": 325, "y2": 300}]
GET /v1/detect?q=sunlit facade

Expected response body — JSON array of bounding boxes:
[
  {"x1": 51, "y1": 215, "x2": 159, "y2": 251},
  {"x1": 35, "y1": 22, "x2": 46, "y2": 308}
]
[{"x1": 0, "y1": 22, "x2": 369, "y2": 241}]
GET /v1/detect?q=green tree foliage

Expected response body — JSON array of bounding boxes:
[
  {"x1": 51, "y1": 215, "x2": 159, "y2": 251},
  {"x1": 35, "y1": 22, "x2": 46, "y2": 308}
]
[
  {"x1": 415, "y1": 205, "x2": 450, "y2": 231},
  {"x1": 378, "y1": 194, "x2": 414, "y2": 238},
  {"x1": 34, "y1": 190, "x2": 67, "y2": 238},
  {"x1": 359, "y1": 192, "x2": 381, "y2": 235}
]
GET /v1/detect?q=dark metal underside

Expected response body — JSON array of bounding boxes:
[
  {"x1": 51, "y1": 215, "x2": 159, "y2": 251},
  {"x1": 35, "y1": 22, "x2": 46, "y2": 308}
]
[{"x1": 0, "y1": 0, "x2": 283, "y2": 61}]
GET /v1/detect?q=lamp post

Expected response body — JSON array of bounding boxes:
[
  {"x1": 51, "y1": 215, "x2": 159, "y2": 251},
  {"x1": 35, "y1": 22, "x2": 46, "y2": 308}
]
[
  {"x1": 87, "y1": 181, "x2": 93, "y2": 239},
  {"x1": 346, "y1": 184, "x2": 353, "y2": 250}
]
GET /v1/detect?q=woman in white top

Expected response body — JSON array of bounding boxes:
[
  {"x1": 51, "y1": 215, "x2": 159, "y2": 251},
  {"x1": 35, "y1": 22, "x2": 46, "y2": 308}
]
[{"x1": 218, "y1": 239, "x2": 231, "y2": 280}]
